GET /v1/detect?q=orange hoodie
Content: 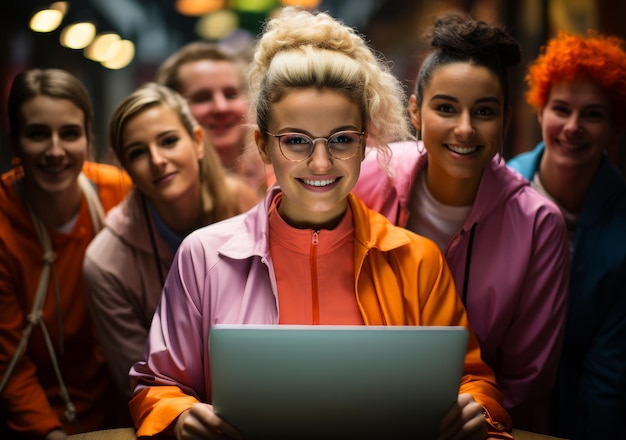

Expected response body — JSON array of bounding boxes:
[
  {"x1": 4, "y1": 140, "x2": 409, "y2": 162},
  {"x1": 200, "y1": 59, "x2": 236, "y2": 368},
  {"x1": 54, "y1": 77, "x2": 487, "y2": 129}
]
[{"x1": 0, "y1": 162, "x2": 131, "y2": 436}]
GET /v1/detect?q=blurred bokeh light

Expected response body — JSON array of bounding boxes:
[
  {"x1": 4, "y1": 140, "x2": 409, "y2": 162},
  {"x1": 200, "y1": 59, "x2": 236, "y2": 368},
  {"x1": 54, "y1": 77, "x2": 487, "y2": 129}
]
[
  {"x1": 101, "y1": 39, "x2": 135, "y2": 69},
  {"x1": 280, "y1": 0, "x2": 322, "y2": 8},
  {"x1": 195, "y1": 9, "x2": 239, "y2": 40},
  {"x1": 60, "y1": 22, "x2": 96, "y2": 49},
  {"x1": 176, "y1": 0, "x2": 225, "y2": 16},
  {"x1": 30, "y1": 9, "x2": 64, "y2": 33},
  {"x1": 84, "y1": 32, "x2": 121, "y2": 62}
]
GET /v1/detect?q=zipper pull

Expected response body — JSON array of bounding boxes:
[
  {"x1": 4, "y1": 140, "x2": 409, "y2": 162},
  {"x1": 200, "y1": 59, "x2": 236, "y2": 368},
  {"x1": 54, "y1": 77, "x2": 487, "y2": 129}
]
[{"x1": 312, "y1": 230, "x2": 319, "y2": 245}]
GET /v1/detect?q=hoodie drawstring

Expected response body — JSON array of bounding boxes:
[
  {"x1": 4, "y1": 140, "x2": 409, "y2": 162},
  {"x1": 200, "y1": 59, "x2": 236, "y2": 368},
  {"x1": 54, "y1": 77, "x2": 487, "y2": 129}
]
[
  {"x1": 0, "y1": 173, "x2": 104, "y2": 430},
  {"x1": 461, "y1": 223, "x2": 478, "y2": 306},
  {"x1": 141, "y1": 193, "x2": 165, "y2": 286}
]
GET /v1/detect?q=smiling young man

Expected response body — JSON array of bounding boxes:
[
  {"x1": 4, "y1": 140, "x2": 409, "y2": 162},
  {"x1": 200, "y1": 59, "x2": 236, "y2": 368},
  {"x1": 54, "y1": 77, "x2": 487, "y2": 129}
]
[{"x1": 156, "y1": 42, "x2": 270, "y2": 196}]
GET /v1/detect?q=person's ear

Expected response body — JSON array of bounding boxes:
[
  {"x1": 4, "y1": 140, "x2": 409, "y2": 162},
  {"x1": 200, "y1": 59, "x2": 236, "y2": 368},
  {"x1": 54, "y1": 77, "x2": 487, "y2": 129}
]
[
  {"x1": 408, "y1": 95, "x2": 422, "y2": 132},
  {"x1": 255, "y1": 130, "x2": 272, "y2": 164},
  {"x1": 193, "y1": 126, "x2": 205, "y2": 160}
]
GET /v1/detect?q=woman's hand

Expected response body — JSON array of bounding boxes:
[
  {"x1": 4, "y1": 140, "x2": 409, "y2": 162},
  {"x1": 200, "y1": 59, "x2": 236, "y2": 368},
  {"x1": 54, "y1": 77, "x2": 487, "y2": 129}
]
[
  {"x1": 438, "y1": 393, "x2": 488, "y2": 440},
  {"x1": 175, "y1": 403, "x2": 243, "y2": 440}
]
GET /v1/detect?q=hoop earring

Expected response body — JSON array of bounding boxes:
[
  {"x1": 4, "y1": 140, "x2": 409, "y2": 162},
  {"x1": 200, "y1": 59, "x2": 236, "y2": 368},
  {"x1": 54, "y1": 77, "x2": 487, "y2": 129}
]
[{"x1": 417, "y1": 140, "x2": 425, "y2": 154}]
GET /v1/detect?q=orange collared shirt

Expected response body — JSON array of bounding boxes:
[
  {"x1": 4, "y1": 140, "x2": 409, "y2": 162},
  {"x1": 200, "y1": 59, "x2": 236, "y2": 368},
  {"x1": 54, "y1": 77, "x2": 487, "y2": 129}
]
[{"x1": 268, "y1": 194, "x2": 363, "y2": 325}]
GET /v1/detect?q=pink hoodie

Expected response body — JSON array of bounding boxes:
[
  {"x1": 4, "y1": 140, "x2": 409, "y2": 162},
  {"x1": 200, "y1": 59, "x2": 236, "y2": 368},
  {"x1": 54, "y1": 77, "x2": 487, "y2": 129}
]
[{"x1": 353, "y1": 141, "x2": 570, "y2": 433}]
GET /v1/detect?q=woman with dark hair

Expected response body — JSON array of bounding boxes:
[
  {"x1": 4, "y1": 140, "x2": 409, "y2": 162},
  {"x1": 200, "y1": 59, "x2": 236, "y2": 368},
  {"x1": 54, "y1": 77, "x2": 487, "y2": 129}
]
[
  {"x1": 0, "y1": 68, "x2": 130, "y2": 438},
  {"x1": 83, "y1": 82, "x2": 257, "y2": 401},
  {"x1": 508, "y1": 30, "x2": 626, "y2": 439},
  {"x1": 354, "y1": 12, "x2": 570, "y2": 433}
]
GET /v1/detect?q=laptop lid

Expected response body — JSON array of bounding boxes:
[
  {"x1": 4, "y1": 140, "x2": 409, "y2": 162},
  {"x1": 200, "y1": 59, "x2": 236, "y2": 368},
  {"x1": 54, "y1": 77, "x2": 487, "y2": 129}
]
[{"x1": 209, "y1": 324, "x2": 468, "y2": 440}]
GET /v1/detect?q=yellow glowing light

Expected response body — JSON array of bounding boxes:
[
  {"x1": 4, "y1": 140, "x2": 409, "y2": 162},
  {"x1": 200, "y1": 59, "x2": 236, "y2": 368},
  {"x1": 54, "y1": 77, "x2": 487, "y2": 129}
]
[
  {"x1": 176, "y1": 0, "x2": 224, "y2": 16},
  {"x1": 280, "y1": 0, "x2": 321, "y2": 7},
  {"x1": 30, "y1": 9, "x2": 64, "y2": 33},
  {"x1": 84, "y1": 33, "x2": 121, "y2": 62},
  {"x1": 101, "y1": 40, "x2": 135, "y2": 69},
  {"x1": 195, "y1": 10, "x2": 238, "y2": 40},
  {"x1": 60, "y1": 22, "x2": 96, "y2": 49}
]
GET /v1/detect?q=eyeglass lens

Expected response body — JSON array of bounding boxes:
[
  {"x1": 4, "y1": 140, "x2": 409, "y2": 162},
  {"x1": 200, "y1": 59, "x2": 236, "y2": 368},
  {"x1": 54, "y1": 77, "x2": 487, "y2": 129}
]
[{"x1": 278, "y1": 131, "x2": 361, "y2": 160}]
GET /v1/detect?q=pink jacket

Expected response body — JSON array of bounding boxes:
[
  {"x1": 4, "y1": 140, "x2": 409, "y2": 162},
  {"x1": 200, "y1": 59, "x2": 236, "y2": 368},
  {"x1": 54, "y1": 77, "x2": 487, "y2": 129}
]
[
  {"x1": 84, "y1": 188, "x2": 174, "y2": 400},
  {"x1": 353, "y1": 141, "x2": 570, "y2": 433},
  {"x1": 129, "y1": 187, "x2": 512, "y2": 437}
]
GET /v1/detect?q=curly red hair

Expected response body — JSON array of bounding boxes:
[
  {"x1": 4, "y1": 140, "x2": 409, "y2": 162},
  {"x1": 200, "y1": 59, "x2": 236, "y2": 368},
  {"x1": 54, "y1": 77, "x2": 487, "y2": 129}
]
[{"x1": 526, "y1": 30, "x2": 626, "y2": 126}]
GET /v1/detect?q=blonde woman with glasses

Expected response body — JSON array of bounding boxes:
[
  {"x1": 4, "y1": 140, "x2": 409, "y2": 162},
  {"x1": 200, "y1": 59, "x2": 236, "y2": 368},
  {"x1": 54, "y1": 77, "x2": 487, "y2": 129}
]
[{"x1": 129, "y1": 7, "x2": 512, "y2": 439}]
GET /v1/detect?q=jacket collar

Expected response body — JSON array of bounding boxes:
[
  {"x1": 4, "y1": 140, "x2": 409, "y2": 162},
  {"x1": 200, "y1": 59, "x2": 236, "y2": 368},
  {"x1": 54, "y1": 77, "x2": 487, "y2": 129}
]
[
  {"x1": 467, "y1": 156, "x2": 528, "y2": 224},
  {"x1": 407, "y1": 144, "x2": 528, "y2": 232},
  {"x1": 579, "y1": 152, "x2": 626, "y2": 224},
  {"x1": 217, "y1": 186, "x2": 412, "y2": 260},
  {"x1": 103, "y1": 188, "x2": 172, "y2": 258},
  {"x1": 514, "y1": 142, "x2": 626, "y2": 224},
  {"x1": 216, "y1": 186, "x2": 278, "y2": 261},
  {"x1": 348, "y1": 192, "x2": 411, "y2": 252}
]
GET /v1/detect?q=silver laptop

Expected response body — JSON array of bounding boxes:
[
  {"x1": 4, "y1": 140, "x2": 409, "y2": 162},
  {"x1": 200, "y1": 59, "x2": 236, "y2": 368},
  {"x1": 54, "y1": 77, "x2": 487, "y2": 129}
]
[{"x1": 209, "y1": 324, "x2": 468, "y2": 440}]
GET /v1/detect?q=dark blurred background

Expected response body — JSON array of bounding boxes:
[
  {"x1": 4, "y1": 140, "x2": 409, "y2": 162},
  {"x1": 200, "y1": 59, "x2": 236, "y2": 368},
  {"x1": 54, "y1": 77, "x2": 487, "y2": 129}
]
[{"x1": 2, "y1": 0, "x2": 625, "y2": 173}]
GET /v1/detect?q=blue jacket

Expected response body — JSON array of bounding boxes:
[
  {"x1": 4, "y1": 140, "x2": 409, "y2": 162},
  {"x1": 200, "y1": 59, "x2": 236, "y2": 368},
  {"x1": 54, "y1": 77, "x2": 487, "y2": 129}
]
[{"x1": 508, "y1": 142, "x2": 626, "y2": 439}]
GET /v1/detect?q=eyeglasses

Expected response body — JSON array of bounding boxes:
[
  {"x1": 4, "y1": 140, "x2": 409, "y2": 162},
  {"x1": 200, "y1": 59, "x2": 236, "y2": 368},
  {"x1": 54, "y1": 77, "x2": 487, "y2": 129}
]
[{"x1": 265, "y1": 130, "x2": 365, "y2": 162}]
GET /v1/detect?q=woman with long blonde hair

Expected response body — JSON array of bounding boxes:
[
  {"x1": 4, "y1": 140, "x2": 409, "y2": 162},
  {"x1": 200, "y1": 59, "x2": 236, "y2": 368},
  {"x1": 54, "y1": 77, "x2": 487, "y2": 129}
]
[{"x1": 83, "y1": 82, "x2": 258, "y2": 402}]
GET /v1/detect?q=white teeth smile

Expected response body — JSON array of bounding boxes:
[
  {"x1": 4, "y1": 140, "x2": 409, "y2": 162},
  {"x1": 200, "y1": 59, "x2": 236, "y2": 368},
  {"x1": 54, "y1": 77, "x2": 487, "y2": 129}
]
[
  {"x1": 446, "y1": 144, "x2": 479, "y2": 155},
  {"x1": 303, "y1": 178, "x2": 337, "y2": 187}
]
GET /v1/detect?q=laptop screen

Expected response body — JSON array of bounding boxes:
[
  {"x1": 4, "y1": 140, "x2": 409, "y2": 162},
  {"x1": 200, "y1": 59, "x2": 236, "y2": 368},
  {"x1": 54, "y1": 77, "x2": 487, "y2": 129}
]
[{"x1": 210, "y1": 324, "x2": 468, "y2": 440}]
